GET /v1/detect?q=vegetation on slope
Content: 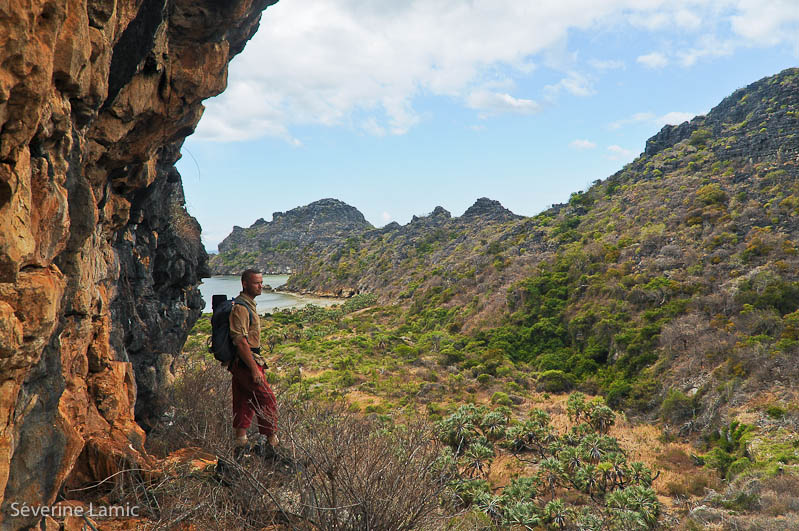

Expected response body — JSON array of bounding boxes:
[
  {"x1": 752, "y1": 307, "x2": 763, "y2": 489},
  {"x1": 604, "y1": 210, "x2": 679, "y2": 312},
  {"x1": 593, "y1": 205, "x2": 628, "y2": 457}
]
[
  {"x1": 138, "y1": 297, "x2": 799, "y2": 527},
  {"x1": 136, "y1": 307, "x2": 670, "y2": 529},
  {"x1": 286, "y1": 68, "x2": 799, "y2": 432},
  {"x1": 94, "y1": 69, "x2": 799, "y2": 529}
]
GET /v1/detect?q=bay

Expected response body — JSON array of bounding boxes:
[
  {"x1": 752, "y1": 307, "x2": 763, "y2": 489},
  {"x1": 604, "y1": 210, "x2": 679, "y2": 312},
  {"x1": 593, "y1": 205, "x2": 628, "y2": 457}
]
[{"x1": 199, "y1": 275, "x2": 342, "y2": 313}]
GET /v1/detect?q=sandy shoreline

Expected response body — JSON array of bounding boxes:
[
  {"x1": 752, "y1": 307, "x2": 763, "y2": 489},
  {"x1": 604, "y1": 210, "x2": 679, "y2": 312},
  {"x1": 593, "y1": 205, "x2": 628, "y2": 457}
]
[{"x1": 270, "y1": 290, "x2": 346, "y2": 310}]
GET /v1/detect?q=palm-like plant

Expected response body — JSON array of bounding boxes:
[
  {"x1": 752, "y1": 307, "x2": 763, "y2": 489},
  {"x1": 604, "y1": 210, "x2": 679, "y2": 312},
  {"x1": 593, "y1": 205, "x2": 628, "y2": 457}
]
[
  {"x1": 480, "y1": 410, "x2": 507, "y2": 441},
  {"x1": 462, "y1": 442, "x2": 494, "y2": 479},
  {"x1": 597, "y1": 462, "x2": 615, "y2": 493},
  {"x1": 622, "y1": 485, "x2": 659, "y2": 526},
  {"x1": 439, "y1": 410, "x2": 478, "y2": 454},
  {"x1": 629, "y1": 461, "x2": 653, "y2": 486},
  {"x1": 500, "y1": 476, "x2": 539, "y2": 503},
  {"x1": 437, "y1": 393, "x2": 662, "y2": 528},
  {"x1": 581, "y1": 434, "x2": 605, "y2": 463},
  {"x1": 609, "y1": 452, "x2": 628, "y2": 487},
  {"x1": 575, "y1": 463, "x2": 600, "y2": 497},
  {"x1": 503, "y1": 501, "x2": 542, "y2": 530},
  {"x1": 544, "y1": 499, "x2": 571, "y2": 529},
  {"x1": 560, "y1": 447, "x2": 583, "y2": 473},
  {"x1": 539, "y1": 457, "x2": 565, "y2": 497},
  {"x1": 575, "y1": 509, "x2": 603, "y2": 531},
  {"x1": 474, "y1": 492, "x2": 504, "y2": 522},
  {"x1": 567, "y1": 392, "x2": 588, "y2": 422},
  {"x1": 588, "y1": 404, "x2": 616, "y2": 434}
]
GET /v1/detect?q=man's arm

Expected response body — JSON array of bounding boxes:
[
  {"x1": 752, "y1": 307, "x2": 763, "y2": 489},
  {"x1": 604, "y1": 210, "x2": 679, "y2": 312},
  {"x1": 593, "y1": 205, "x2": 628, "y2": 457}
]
[
  {"x1": 230, "y1": 304, "x2": 266, "y2": 386},
  {"x1": 234, "y1": 336, "x2": 267, "y2": 386}
]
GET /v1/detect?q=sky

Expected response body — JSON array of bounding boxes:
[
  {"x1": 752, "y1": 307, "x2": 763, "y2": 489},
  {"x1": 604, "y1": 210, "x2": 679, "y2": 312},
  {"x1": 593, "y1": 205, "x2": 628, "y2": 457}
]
[{"x1": 175, "y1": 0, "x2": 799, "y2": 252}]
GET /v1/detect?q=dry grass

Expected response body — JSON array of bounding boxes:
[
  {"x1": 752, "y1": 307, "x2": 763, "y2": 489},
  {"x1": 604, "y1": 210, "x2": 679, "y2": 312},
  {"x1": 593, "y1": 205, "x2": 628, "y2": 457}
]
[{"x1": 132, "y1": 359, "x2": 451, "y2": 530}]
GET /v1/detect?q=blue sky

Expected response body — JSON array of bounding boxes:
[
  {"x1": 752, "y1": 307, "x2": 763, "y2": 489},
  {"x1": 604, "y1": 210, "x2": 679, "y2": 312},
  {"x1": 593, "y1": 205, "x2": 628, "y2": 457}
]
[{"x1": 176, "y1": 0, "x2": 799, "y2": 252}]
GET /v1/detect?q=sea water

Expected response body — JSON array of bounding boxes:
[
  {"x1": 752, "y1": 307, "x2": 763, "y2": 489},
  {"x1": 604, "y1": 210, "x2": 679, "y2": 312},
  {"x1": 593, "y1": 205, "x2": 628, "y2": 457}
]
[{"x1": 198, "y1": 275, "x2": 341, "y2": 313}]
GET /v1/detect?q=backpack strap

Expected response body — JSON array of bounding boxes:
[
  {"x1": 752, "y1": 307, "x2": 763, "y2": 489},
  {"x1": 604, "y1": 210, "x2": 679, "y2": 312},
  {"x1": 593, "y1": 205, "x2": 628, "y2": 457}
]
[{"x1": 233, "y1": 296, "x2": 257, "y2": 327}]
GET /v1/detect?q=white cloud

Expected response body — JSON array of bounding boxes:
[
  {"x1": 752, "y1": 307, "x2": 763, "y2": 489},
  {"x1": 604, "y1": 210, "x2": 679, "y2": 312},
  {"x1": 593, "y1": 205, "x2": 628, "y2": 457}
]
[
  {"x1": 677, "y1": 35, "x2": 736, "y2": 67},
  {"x1": 629, "y1": 8, "x2": 702, "y2": 31},
  {"x1": 657, "y1": 111, "x2": 698, "y2": 125},
  {"x1": 627, "y1": 12, "x2": 671, "y2": 31},
  {"x1": 467, "y1": 90, "x2": 541, "y2": 118},
  {"x1": 609, "y1": 112, "x2": 656, "y2": 130},
  {"x1": 193, "y1": 82, "x2": 302, "y2": 144},
  {"x1": 609, "y1": 110, "x2": 699, "y2": 130},
  {"x1": 544, "y1": 71, "x2": 595, "y2": 98},
  {"x1": 589, "y1": 59, "x2": 625, "y2": 71},
  {"x1": 607, "y1": 145, "x2": 636, "y2": 160},
  {"x1": 570, "y1": 139, "x2": 597, "y2": 149},
  {"x1": 636, "y1": 52, "x2": 669, "y2": 69},
  {"x1": 730, "y1": 0, "x2": 799, "y2": 47},
  {"x1": 361, "y1": 117, "x2": 387, "y2": 137},
  {"x1": 381, "y1": 211, "x2": 392, "y2": 222},
  {"x1": 193, "y1": 0, "x2": 799, "y2": 143},
  {"x1": 674, "y1": 9, "x2": 702, "y2": 30}
]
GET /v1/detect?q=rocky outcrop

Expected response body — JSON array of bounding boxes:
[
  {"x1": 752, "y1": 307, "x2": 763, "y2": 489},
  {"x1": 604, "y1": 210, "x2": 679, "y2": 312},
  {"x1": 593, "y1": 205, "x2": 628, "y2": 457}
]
[
  {"x1": 462, "y1": 197, "x2": 522, "y2": 223},
  {"x1": 111, "y1": 156, "x2": 209, "y2": 431},
  {"x1": 209, "y1": 198, "x2": 374, "y2": 274},
  {"x1": 645, "y1": 69, "x2": 799, "y2": 165},
  {"x1": 284, "y1": 197, "x2": 540, "y2": 310},
  {"x1": 0, "y1": 0, "x2": 275, "y2": 527},
  {"x1": 410, "y1": 205, "x2": 452, "y2": 225}
]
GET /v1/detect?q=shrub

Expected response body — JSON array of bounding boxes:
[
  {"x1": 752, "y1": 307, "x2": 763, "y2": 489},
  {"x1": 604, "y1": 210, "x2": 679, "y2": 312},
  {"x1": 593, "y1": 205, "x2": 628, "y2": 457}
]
[
  {"x1": 491, "y1": 392, "x2": 513, "y2": 407},
  {"x1": 439, "y1": 346, "x2": 464, "y2": 366},
  {"x1": 144, "y1": 363, "x2": 449, "y2": 530},
  {"x1": 735, "y1": 272, "x2": 799, "y2": 315},
  {"x1": 476, "y1": 373, "x2": 493, "y2": 386},
  {"x1": 605, "y1": 380, "x2": 632, "y2": 408},
  {"x1": 342, "y1": 293, "x2": 378, "y2": 313},
  {"x1": 661, "y1": 389, "x2": 697, "y2": 424},
  {"x1": 278, "y1": 401, "x2": 447, "y2": 529},
  {"x1": 439, "y1": 395, "x2": 660, "y2": 527},
  {"x1": 765, "y1": 405, "x2": 787, "y2": 419},
  {"x1": 536, "y1": 370, "x2": 575, "y2": 393},
  {"x1": 695, "y1": 183, "x2": 727, "y2": 205},
  {"x1": 727, "y1": 457, "x2": 752, "y2": 479},
  {"x1": 688, "y1": 128, "x2": 712, "y2": 148}
]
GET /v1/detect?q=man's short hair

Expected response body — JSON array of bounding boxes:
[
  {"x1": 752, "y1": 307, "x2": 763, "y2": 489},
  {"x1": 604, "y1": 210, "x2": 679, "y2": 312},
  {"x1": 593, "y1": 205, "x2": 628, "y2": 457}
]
[{"x1": 241, "y1": 269, "x2": 261, "y2": 283}]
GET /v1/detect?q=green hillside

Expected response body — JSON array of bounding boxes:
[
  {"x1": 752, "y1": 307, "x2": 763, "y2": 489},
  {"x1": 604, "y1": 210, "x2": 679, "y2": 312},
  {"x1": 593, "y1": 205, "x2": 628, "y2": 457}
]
[
  {"x1": 287, "y1": 68, "x2": 799, "y2": 416},
  {"x1": 151, "y1": 68, "x2": 799, "y2": 529}
]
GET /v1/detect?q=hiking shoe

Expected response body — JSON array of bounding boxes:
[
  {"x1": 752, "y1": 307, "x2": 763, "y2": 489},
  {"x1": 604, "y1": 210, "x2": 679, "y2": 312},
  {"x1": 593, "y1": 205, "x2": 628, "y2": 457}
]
[
  {"x1": 233, "y1": 438, "x2": 252, "y2": 461},
  {"x1": 233, "y1": 445, "x2": 248, "y2": 461},
  {"x1": 251, "y1": 439, "x2": 277, "y2": 459}
]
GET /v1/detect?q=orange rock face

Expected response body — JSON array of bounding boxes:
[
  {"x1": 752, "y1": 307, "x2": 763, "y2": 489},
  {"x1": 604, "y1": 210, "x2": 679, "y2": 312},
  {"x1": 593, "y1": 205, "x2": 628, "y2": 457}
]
[{"x1": 0, "y1": 0, "x2": 277, "y2": 527}]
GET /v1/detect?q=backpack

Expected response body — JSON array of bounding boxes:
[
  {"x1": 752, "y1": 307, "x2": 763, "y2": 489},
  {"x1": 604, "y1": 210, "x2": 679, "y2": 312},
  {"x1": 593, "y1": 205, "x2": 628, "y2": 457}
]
[{"x1": 208, "y1": 294, "x2": 256, "y2": 364}]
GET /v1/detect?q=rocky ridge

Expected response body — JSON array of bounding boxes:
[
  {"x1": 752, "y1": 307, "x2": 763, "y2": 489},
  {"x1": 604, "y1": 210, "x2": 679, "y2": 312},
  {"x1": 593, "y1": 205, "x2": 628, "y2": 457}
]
[
  {"x1": 285, "y1": 196, "x2": 539, "y2": 313},
  {"x1": 287, "y1": 69, "x2": 799, "y2": 334},
  {"x1": 209, "y1": 198, "x2": 374, "y2": 274},
  {"x1": 0, "y1": 0, "x2": 275, "y2": 526}
]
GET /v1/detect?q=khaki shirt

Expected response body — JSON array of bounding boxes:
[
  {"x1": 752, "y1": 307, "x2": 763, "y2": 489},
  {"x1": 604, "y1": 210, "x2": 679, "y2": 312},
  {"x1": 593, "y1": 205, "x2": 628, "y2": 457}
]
[{"x1": 229, "y1": 292, "x2": 266, "y2": 365}]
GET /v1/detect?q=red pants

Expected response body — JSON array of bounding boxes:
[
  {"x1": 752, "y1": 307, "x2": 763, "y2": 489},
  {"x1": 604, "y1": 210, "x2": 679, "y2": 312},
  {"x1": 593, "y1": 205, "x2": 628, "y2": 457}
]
[{"x1": 231, "y1": 359, "x2": 277, "y2": 436}]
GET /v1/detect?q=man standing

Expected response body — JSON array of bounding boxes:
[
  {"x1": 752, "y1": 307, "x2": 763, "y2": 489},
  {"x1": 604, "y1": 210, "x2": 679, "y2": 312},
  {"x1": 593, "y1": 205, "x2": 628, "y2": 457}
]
[{"x1": 229, "y1": 269, "x2": 278, "y2": 452}]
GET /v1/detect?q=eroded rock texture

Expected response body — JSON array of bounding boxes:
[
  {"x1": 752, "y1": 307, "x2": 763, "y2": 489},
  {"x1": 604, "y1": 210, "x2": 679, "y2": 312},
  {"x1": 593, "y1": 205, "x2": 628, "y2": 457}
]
[
  {"x1": 0, "y1": 0, "x2": 276, "y2": 527},
  {"x1": 210, "y1": 198, "x2": 375, "y2": 275}
]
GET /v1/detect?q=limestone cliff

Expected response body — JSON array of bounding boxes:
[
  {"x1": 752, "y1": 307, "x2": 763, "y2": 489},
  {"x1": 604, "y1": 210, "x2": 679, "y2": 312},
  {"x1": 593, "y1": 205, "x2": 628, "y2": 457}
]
[{"x1": 0, "y1": 0, "x2": 276, "y2": 527}]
